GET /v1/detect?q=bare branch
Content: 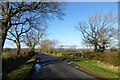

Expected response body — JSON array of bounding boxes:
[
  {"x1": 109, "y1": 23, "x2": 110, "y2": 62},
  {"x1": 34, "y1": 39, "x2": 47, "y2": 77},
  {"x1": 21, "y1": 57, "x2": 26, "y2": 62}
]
[{"x1": 76, "y1": 11, "x2": 117, "y2": 52}]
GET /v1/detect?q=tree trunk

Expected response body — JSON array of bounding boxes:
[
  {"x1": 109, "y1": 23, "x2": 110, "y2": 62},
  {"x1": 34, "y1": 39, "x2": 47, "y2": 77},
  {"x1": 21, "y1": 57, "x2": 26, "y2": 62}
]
[
  {"x1": 99, "y1": 45, "x2": 105, "y2": 52},
  {"x1": 30, "y1": 46, "x2": 35, "y2": 52},
  {"x1": 102, "y1": 45, "x2": 105, "y2": 52},
  {"x1": 17, "y1": 43, "x2": 21, "y2": 55},
  {"x1": 2, "y1": 29, "x2": 8, "y2": 50},
  {"x1": 2, "y1": 2, "x2": 10, "y2": 49},
  {"x1": 94, "y1": 45, "x2": 98, "y2": 52}
]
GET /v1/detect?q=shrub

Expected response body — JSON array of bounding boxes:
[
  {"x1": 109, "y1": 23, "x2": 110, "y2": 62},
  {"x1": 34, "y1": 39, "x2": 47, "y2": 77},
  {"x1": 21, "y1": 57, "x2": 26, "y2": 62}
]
[
  {"x1": 2, "y1": 49, "x2": 17, "y2": 59},
  {"x1": 81, "y1": 51, "x2": 118, "y2": 66},
  {"x1": 82, "y1": 51, "x2": 95, "y2": 59},
  {"x1": 101, "y1": 52, "x2": 118, "y2": 66},
  {"x1": 110, "y1": 47, "x2": 118, "y2": 52},
  {"x1": 3, "y1": 48, "x2": 11, "y2": 52},
  {"x1": 2, "y1": 51, "x2": 10, "y2": 59},
  {"x1": 74, "y1": 53, "x2": 82, "y2": 57}
]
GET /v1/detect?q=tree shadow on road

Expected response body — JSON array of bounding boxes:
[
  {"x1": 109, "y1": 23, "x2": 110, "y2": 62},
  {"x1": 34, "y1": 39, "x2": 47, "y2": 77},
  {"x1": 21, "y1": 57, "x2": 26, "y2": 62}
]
[{"x1": 40, "y1": 59, "x2": 65, "y2": 66}]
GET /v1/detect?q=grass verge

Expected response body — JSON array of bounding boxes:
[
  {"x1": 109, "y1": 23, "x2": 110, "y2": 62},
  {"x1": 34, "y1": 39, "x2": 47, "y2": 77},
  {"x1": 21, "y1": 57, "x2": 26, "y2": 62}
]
[
  {"x1": 73, "y1": 58, "x2": 118, "y2": 78},
  {"x1": 6, "y1": 55, "x2": 37, "y2": 80}
]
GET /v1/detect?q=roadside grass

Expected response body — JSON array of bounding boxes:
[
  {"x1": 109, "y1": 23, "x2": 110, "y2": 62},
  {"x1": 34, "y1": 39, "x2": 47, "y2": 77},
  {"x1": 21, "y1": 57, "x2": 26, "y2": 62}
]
[
  {"x1": 73, "y1": 58, "x2": 118, "y2": 78},
  {"x1": 46, "y1": 52, "x2": 118, "y2": 78},
  {"x1": 6, "y1": 55, "x2": 37, "y2": 80},
  {"x1": 7, "y1": 64, "x2": 33, "y2": 79}
]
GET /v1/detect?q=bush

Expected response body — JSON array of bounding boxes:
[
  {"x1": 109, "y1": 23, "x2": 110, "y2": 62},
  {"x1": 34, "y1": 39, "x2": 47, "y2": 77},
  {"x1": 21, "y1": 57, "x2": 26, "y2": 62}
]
[
  {"x1": 110, "y1": 48, "x2": 118, "y2": 52},
  {"x1": 2, "y1": 49, "x2": 17, "y2": 59},
  {"x1": 3, "y1": 48, "x2": 11, "y2": 52},
  {"x1": 74, "y1": 53, "x2": 82, "y2": 57},
  {"x1": 2, "y1": 51, "x2": 10, "y2": 59},
  {"x1": 82, "y1": 52, "x2": 97, "y2": 59},
  {"x1": 101, "y1": 52, "x2": 118, "y2": 66},
  {"x1": 82, "y1": 51, "x2": 118, "y2": 66}
]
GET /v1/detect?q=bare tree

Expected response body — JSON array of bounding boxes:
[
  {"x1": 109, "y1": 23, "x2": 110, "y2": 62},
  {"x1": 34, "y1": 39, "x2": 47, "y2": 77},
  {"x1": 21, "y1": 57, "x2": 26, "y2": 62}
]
[
  {"x1": 76, "y1": 11, "x2": 117, "y2": 52},
  {"x1": 40, "y1": 39, "x2": 56, "y2": 53},
  {"x1": 23, "y1": 28, "x2": 46, "y2": 52},
  {"x1": 58, "y1": 45, "x2": 64, "y2": 53},
  {"x1": 7, "y1": 24, "x2": 31, "y2": 55},
  {"x1": 1, "y1": 2, "x2": 65, "y2": 49}
]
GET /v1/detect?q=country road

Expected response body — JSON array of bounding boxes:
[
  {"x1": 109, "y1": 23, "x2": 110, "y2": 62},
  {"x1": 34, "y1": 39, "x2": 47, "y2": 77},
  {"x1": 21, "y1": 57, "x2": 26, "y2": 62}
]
[{"x1": 32, "y1": 52, "x2": 100, "y2": 79}]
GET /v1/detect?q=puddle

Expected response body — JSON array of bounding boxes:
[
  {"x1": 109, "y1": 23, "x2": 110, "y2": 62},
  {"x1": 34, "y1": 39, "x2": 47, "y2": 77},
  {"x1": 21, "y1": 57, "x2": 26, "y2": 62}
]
[
  {"x1": 34, "y1": 63, "x2": 41, "y2": 74},
  {"x1": 67, "y1": 62, "x2": 72, "y2": 65},
  {"x1": 75, "y1": 66, "x2": 79, "y2": 69}
]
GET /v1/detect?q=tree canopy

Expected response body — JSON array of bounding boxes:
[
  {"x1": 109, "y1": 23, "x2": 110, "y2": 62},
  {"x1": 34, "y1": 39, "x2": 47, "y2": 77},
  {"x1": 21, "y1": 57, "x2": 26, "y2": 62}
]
[{"x1": 1, "y1": 2, "x2": 65, "y2": 49}]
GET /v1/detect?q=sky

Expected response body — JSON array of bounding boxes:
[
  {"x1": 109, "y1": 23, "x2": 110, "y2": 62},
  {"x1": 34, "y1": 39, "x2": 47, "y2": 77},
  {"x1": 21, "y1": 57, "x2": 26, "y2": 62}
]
[{"x1": 4, "y1": 2, "x2": 118, "y2": 49}]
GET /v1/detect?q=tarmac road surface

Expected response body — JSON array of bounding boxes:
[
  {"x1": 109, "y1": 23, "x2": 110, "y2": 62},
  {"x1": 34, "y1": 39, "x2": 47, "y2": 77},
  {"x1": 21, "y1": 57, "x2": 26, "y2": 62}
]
[{"x1": 32, "y1": 52, "x2": 100, "y2": 80}]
